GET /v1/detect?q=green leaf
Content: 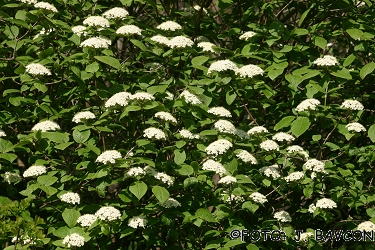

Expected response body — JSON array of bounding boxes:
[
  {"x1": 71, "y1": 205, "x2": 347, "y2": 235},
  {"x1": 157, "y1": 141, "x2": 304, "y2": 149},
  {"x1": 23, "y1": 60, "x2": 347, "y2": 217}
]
[
  {"x1": 242, "y1": 201, "x2": 259, "y2": 213},
  {"x1": 226, "y1": 90, "x2": 236, "y2": 105},
  {"x1": 246, "y1": 244, "x2": 260, "y2": 250},
  {"x1": 0, "y1": 153, "x2": 17, "y2": 162},
  {"x1": 40, "y1": 186, "x2": 58, "y2": 196},
  {"x1": 291, "y1": 117, "x2": 311, "y2": 138},
  {"x1": 343, "y1": 54, "x2": 356, "y2": 67},
  {"x1": 130, "y1": 39, "x2": 146, "y2": 51},
  {"x1": 176, "y1": 165, "x2": 194, "y2": 176},
  {"x1": 367, "y1": 208, "x2": 375, "y2": 218},
  {"x1": 52, "y1": 226, "x2": 70, "y2": 238},
  {"x1": 368, "y1": 124, "x2": 375, "y2": 143},
  {"x1": 37, "y1": 175, "x2": 58, "y2": 186},
  {"x1": 86, "y1": 62, "x2": 99, "y2": 73},
  {"x1": 184, "y1": 177, "x2": 198, "y2": 188},
  {"x1": 54, "y1": 142, "x2": 74, "y2": 150},
  {"x1": 62, "y1": 209, "x2": 80, "y2": 228},
  {"x1": 324, "y1": 142, "x2": 340, "y2": 151},
  {"x1": 129, "y1": 181, "x2": 147, "y2": 200},
  {"x1": 303, "y1": 185, "x2": 313, "y2": 198},
  {"x1": 84, "y1": 143, "x2": 100, "y2": 155},
  {"x1": 285, "y1": 74, "x2": 304, "y2": 90},
  {"x1": 147, "y1": 85, "x2": 168, "y2": 95},
  {"x1": 192, "y1": 56, "x2": 209, "y2": 66},
  {"x1": 73, "y1": 130, "x2": 90, "y2": 143},
  {"x1": 313, "y1": 36, "x2": 327, "y2": 49},
  {"x1": 224, "y1": 239, "x2": 245, "y2": 248},
  {"x1": 312, "y1": 135, "x2": 321, "y2": 141},
  {"x1": 152, "y1": 186, "x2": 170, "y2": 203},
  {"x1": 34, "y1": 82, "x2": 48, "y2": 93},
  {"x1": 346, "y1": 29, "x2": 363, "y2": 40},
  {"x1": 43, "y1": 132, "x2": 70, "y2": 143},
  {"x1": 330, "y1": 68, "x2": 352, "y2": 80},
  {"x1": 274, "y1": 116, "x2": 295, "y2": 131},
  {"x1": 0, "y1": 139, "x2": 13, "y2": 153},
  {"x1": 360, "y1": 62, "x2": 375, "y2": 79},
  {"x1": 174, "y1": 149, "x2": 186, "y2": 165},
  {"x1": 195, "y1": 208, "x2": 216, "y2": 222},
  {"x1": 298, "y1": 5, "x2": 314, "y2": 27},
  {"x1": 94, "y1": 56, "x2": 121, "y2": 69},
  {"x1": 268, "y1": 68, "x2": 284, "y2": 80}
]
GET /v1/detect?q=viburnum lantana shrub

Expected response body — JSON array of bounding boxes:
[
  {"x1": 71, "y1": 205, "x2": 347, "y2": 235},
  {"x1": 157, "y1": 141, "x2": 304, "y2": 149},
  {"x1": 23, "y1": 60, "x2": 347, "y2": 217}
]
[{"x1": 1, "y1": 0, "x2": 375, "y2": 249}]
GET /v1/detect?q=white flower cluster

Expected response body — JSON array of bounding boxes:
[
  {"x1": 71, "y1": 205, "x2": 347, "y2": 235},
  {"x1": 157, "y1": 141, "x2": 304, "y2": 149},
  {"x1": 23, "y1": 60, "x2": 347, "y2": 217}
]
[
  {"x1": 166, "y1": 92, "x2": 174, "y2": 100},
  {"x1": 128, "y1": 215, "x2": 148, "y2": 228},
  {"x1": 105, "y1": 92, "x2": 132, "y2": 108},
  {"x1": 18, "y1": 0, "x2": 37, "y2": 4},
  {"x1": 357, "y1": 221, "x2": 375, "y2": 232},
  {"x1": 160, "y1": 198, "x2": 181, "y2": 208},
  {"x1": 143, "y1": 127, "x2": 166, "y2": 140},
  {"x1": 295, "y1": 98, "x2": 320, "y2": 112},
  {"x1": 4, "y1": 172, "x2": 21, "y2": 184},
  {"x1": 207, "y1": 59, "x2": 238, "y2": 74},
  {"x1": 151, "y1": 35, "x2": 170, "y2": 45},
  {"x1": 247, "y1": 126, "x2": 268, "y2": 135},
  {"x1": 235, "y1": 64, "x2": 264, "y2": 78},
  {"x1": 33, "y1": 28, "x2": 54, "y2": 40},
  {"x1": 157, "y1": 21, "x2": 182, "y2": 31},
  {"x1": 304, "y1": 159, "x2": 327, "y2": 173},
  {"x1": 26, "y1": 63, "x2": 52, "y2": 76},
  {"x1": 202, "y1": 159, "x2": 226, "y2": 176},
  {"x1": 218, "y1": 175, "x2": 237, "y2": 185},
  {"x1": 236, "y1": 150, "x2": 257, "y2": 164},
  {"x1": 83, "y1": 16, "x2": 110, "y2": 28},
  {"x1": 62, "y1": 233, "x2": 85, "y2": 248},
  {"x1": 154, "y1": 172, "x2": 174, "y2": 186},
  {"x1": 260, "y1": 140, "x2": 279, "y2": 151},
  {"x1": 313, "y1": 55, "x2": 339, "y2": 66},
  {"x1": 180, "y1": 90, "x2": 202, "y2": 104},
  {"x1": 260, "y1": 165, "x2": 281, "y2": 179},
  {"x1": 0, "y1": 130, "x2": 6, "y2": 137},
  {"x1": 308, "y1": 204, "x2": 316, "y2": 213},
  {"x1": 116, "y1": 25, "x2": 142, "y2": 36},
  {"x1": 72, "y1": 111, "x2": 95, "y2": 123},
  {"x1": 95, "y1": 206, "x2": 122, "y2": 221},
  {"x1": 340, "y1": 100, "x2": 364, "y2": 110},
  {"x1": 60, "y1": 192, "x2": 80, "y2": 204},
  {"x1": 316, "y1": 198, "x2": 337, "y2": 209},
  {"x1": 72, "y1": 25, "x2": 87, "y2": 36},
  {"x1": 95, "y1": 150, "x2": 122, "y2": 164},
  {"x1": 205, "y1": 139, "x2": 233, "y2": 157},
  {"x1": 155, "y1": 111, "x2": 177, "y2": 123},
  {"x1": 197, "y1": 42, "x2": 217, "y2": 53},
  {"x1": 286, "y1": 145, "x2": 309, "y2": 159},
  {"x1": 207, "y1": 107, "x2": 231, "y2": 117},
  {"x1": 23, "y1": 165, "x2": 47, "y2": 177},
  {"x1": 346, "y1": 122, "x2": 366, "y2": 132},
  {"x1": 34, "y1": 2, "x2": 58, "y2": 12},
  {"x1": 250, "y1": 192, "x2": 267, "y2": 204},
  {"x1": 222, "y1": 194, "x2": 245, "y2": 204},
  {"x1": 239, "y1": 31, "x2": 257, "y2": 41},
  {"x1": 168, "y1": 36, "x2": 194, "y2": 49},
  {"x1": 131, "y1": 92, "x2": 155, "y2": 101},
  {"x1": 274, "y1": 211, "x2": 292, "y2": 222},
  {"x1": 214, "y1": 120, "x2": 236, "y2": 134},
  {"x1": 284, "y1": 171, "x2": 304, "y2": 182},
  {"x1": 272, "y1": 132, "x2": 295, "y2": 142},
  {"x1": 102, "y1": 7, "x2": 129, "y2": 19},
  {"x1": 77, "y1": 214, "x2": 97, "y2": 227},
  {"x1": 179, "y1": 129, "x2": 200, "y2": 139},
  {"x1": 32, "y1": 120, "x2": 60, "y2": 132},
  {"x1": 80, "y1": 36, "x2": 111, "y2": 49},
  {"x1": 299, "y1": 232, "x2": 314, "y2": 242},
  {"x1": 125, "y1": 167, "x2": 146, "y2": 178},
  {"x1": 12, "y1": 235, "x2": 35, "y2": 245}
]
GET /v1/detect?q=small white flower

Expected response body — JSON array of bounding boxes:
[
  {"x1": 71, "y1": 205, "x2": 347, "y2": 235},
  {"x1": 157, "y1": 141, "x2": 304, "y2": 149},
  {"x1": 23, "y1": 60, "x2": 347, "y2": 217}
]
[
  {"x1": 316, "y1": 198, "x2": 337, "y2": 209},
  {"x1": 3, "y1": 172, "x2": 21, "y2": 184},
  {"x1": 346, "y1": 122, "x2": 366, "y2": 132},
  {"x1": 125, "y1": 167, "x2": 146, "y2": 178},
  {"x1": 272, "y1": 132, "x2": 295, "y2": 142},
  {"x1": 72, "y1": 111, "x2": 95, "y2": 123},
  {"x1": 80, "y1": 36, "x2": 111, "y2": 49},
  {"x1": 11, "y1": 235, "x2": 35, "y2": 245},
  {"x1": 155, "y1": 112, "x2": 177, "y2": 123},
  {"x1": 308, "y1": 204, "x2": 316, "y2": 213},
  {"x1": 235, "y1": 64, "x2": 264, "y2": 78},
  {"x1": 154, "y1": 172, "x2": 174, "y2": 186},
  {"x1": 33, "y1": 28, "x2": 54, "y2": 40},
  {"x1": 284, "y1": 171, "x2": 304, "y2": 182},
  {"x1": 222, "y1": 194, "x2": 245, "y2": 204},
  {"x1": 18, "y1": 0, "x2": 37, "y2": 4},
  {"x1": 239, "y1": 31, "x2": 257, "y2": 41},
  {"x1": 260, "y1": 140, "x2": 279, "y2": 151},
  {"x1": 207, "y1": 59, "x2": 238, "y2": 74},
  {"x1": 131, "y1": 92, "x2": 155, "y2": 101},
  {"x1": 34, "y1": 2, "x2": 58, "y2": 12},
  {"x1": 23, "y1": 165, "x2": 47, "y2": 178},
  {"x1": 0, "y1": 130, "x2": 6, "y2": 137},
  {"x1": 26, "y1": 63, "x2": 52, "y2": 76},
  {"x1": 179, "y1": 129, "x2": 200, "y2": 139},
  {"x1": 96, "y1": 150, "x2": 122, "y2": 164},
  {"x1": 157, "y1": 21, "x2": 182, "y2": 31},
  {"x1": 207, "y1": 107, "x2": 231, "y2": 117},
  {"x1": 218, "y1": 176, "x2": 237, "y2": 185},
  {"x1": 205, "y1": 139, "x2": 233, "y2": 157},
  {"x1": 77, "y1": 214, "x2": 97, "y2": 227},
  {"x1": 83, "y1": 16, "x2": 110, "y2": 29},
  {"x1": 160, "y1": 198, "x2": 181, "y2": 208},
  {"x1": 193, "y1": 5, "x2": 208, "y2": 14},
  {"x1": 168, "y1": 36, "x2": 194, "y2": 49},
  {"x1": 102, "y1": 7, "x2": 129, "y2": 19},
  {"x1": 304, "y1": 159, "x2": 327, "y2": 173},
  {"x1": 105, "y1": 92, "x2": 132, "y2": 108},
  {"x1": 213, "y1": 120, "x2": 236, "y2": 134},
  {"x1": 143, "y1": 127, "x2": 166, "y2": 140},
  {"x1": 340, "y1": 100, "x2": 364, "y2": 110},
  {"x1": 62, "y1": 233, "x2": 85, "y2": 248},
  {"x1": 32, "y1": 120, "x2": 60, "y2": 132},
  {"x1": 95, "y1": 206, "x2": 122, "y2": 221},
  {"x1": 197, "y1": 42, "x2": 218, "y2": 53},
  {"x1": 166, "y1": 92, "x2": 174, "y2": 100},
  {"x1": 72, "y1": 25, "x2": 87, "y2": 37},
  {"x1": 116, "y1": 25, "x2": 142, "y2": 36},
  {"x1": 247, "y1": 126, "x2": 268, "y2": 135},
  {"x1": 286, "y1": 145, "x2": 309, "y2": 159},
  {"x1": 128, "y1": 215, "x2": 148, "y2": 228},
  {"x1": 313, "y1": 55, "x2": 339, "y2": 66},
  {"x1": 295, "y1": 99, "x2": 320, "y2": 112},
  {"x1": 260, "y1": 165, "x2": 281, "y2": 179},
  {"x1": 357, "y1": 221, "x2": 375, "y2": 232},
  {"x1": 274, "y1": 211, "x2": 292, "y2": 222},
  {"x1": 202, "y1": 159, "x2": 226, "y2": 176},
  {"x1": 250, "y1": 192, "x2": 267, "y2": 204},
  {"x1": 180, "y1": 90, "x2": 202, "y2": 105},
  {"x1": 150, "y1": 35, "x2": 169, "y2": 45},
  {"x1": 299, "y1": 232, "x2": 314, "y2": 241},
  {"x1": 60, "y1": 192, "x2": 80, "y2": 205},
  {"x1": 236, "y1": 150, "x2": 257, "y2": 164}
]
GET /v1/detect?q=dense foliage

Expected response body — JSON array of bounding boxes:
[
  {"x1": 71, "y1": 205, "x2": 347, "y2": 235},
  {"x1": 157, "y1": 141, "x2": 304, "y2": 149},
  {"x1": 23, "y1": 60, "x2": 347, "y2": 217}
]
[{"x1": 1, "y1": 0, "x2": 375, "y2": 249}]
